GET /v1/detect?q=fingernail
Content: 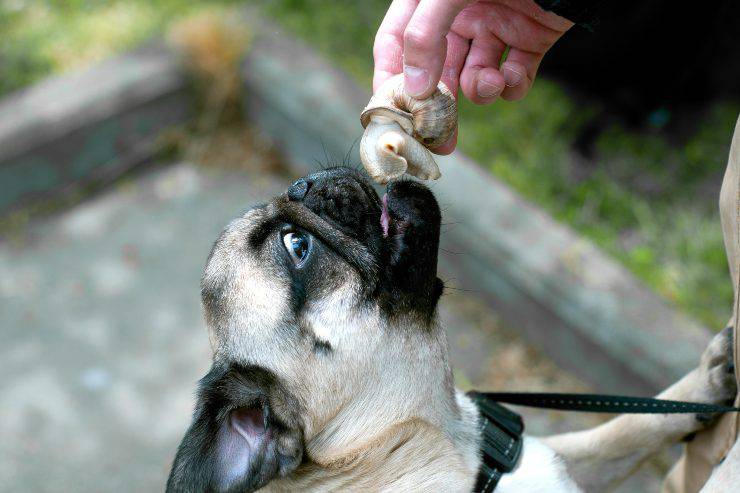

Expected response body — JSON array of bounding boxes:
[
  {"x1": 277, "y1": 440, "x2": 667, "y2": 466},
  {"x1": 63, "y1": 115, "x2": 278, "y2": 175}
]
[
  {"x1": 403, "y1": 65, "x2": 430, "y2": 97},
  {"x1": 503, "y1": 66, "x2": 524, "y2": 87},
  {"x1": 477, "y1": 79, "x2": 502, "y2": 99}
]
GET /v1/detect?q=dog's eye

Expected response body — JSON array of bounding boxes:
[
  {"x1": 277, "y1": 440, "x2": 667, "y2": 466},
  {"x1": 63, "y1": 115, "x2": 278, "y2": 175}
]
[{"x1": 282, "y1": 232, "x2": 311, "y2": 266}]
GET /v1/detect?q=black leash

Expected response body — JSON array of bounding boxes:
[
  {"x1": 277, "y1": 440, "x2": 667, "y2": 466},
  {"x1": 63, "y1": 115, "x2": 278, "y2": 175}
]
[
  {"x1": 468, "y1": 391, "x2": 740, "y2": 493},
  {"x1": 477, "y1": 392, "x2": 740, "y2": 414}
]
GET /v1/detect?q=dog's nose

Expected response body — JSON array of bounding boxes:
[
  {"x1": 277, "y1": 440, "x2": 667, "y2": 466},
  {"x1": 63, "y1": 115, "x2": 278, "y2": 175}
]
[
  {"x1": 288, "y1": 167, "x2": 371, "y2": 202},
  {"x1": 288, "y1": 178, "x2": 311, "y2": 201}
]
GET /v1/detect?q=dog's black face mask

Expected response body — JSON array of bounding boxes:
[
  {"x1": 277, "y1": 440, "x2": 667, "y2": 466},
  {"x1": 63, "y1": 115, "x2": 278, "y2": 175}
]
[
  {"x1": 167, "y1": 167, "x2": 444, "y2": 492},
  {"x1": 284, "y1": 167, "x2": 444, "y2": 319}
]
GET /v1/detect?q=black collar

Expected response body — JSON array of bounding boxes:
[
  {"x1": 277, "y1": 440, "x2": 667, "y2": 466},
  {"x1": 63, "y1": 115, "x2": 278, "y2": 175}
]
[{"x1": 467, "y1": 391, "x2": 525, "y2": 493}]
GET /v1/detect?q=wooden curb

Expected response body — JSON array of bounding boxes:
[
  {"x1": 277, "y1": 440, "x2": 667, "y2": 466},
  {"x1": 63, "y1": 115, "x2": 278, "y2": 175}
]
[
  {"x1": 241, "y1": 27, "x2": 712, "y2": 393},
  {"x1": 0, "y1": 44, "x2": 190, "y2": 212}
]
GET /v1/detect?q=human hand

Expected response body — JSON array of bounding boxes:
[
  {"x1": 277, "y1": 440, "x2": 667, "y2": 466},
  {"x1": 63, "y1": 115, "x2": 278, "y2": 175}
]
[{"x1": 373, "y1": 0, "x2": 574, "y2": 153}]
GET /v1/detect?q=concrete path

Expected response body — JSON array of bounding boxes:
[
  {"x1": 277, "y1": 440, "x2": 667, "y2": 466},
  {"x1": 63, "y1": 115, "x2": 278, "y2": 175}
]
[{"x1": 0, "y1": 162, "x2": 667, "y2": 492}]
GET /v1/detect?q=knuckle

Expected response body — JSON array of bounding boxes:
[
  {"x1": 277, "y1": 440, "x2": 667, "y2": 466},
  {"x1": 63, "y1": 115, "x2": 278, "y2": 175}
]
[
  {"x1": 403, "y1": 25, "x2": 434, "y2": 52},
  {"x1": 502, "y1": 80, "x2": 532, "y2": 101},
  {"x1": 373, "y1": 32, "x2": 402, "y2": 61},
  {"x1": 501, "y1": 90, "x2": 524, "y2": 102}
]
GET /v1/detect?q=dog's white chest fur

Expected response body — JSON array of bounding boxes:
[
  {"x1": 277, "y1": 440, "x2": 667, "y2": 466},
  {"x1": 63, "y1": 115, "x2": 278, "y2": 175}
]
[{"x1": 496, "y1": 437, "x2": 582, "y2": 493}]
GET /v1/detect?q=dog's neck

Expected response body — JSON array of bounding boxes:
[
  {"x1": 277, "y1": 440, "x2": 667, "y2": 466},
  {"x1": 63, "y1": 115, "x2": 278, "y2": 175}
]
[
  {"x1": 265, "y1": 393, "x2": 480, "y2": 492},
  {"x1": 268, "y1": 310, "x2": 483, "y2": 491},
  {"x1": 268, "y1": 410, "x2": 478, "y2": 491}
]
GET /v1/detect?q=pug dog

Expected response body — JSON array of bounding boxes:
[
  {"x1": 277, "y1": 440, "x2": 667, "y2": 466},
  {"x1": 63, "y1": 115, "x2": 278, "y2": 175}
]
[{"x1": 167, "y1": 167, "x2": 736, "y2": 492}]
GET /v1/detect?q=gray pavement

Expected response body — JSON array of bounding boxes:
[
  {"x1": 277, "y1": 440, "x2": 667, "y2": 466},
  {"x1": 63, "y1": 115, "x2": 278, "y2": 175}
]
[
  {"x1": 0, "y1": 162, "x2": 667, "y2": 492},
  {"x1": 0, "y1": 164, "x2": 285, "y2": 492}
]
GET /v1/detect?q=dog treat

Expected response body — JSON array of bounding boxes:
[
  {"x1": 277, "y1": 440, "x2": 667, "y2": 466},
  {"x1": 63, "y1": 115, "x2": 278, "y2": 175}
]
[{"x1": 360, "y1": 74, "x2": 457, "y2": 184}]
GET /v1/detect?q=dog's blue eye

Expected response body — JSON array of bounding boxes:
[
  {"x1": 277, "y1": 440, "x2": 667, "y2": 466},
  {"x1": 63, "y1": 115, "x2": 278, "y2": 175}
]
[{"x1": 282, "y1": 232, "x2": 311, "y2": 266}]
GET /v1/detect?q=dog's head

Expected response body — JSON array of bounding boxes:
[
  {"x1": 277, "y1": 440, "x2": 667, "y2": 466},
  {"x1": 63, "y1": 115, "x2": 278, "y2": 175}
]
[{"x1": 168, "y1": 167, "x2": 454, "y2": 492}]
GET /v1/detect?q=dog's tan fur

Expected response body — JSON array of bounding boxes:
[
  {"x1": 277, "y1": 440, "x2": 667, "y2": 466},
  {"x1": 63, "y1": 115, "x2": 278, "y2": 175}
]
[
  {"x1": 268, "y1": 418, "x2": 473, "y2": 492},
  {"x1": 174, "y1": 171, "x2": 736, "y2": 492}
]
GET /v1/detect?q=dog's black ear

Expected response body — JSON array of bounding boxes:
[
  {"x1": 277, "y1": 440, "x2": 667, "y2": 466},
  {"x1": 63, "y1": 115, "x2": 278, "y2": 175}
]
[{"x1": 167, "y1": 364, "x2": 303, "y2": 493}]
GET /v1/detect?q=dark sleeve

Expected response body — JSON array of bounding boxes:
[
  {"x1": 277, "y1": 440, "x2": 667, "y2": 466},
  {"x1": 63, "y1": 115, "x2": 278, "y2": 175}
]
[{"x1": 534, "y1": 0, "x2": 605, "y2": 27}]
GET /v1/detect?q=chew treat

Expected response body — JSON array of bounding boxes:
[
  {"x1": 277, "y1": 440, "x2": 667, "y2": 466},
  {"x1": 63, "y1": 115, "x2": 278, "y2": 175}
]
[{"x1": 360, "y1": 74, "x2": 457, "y2": 184}]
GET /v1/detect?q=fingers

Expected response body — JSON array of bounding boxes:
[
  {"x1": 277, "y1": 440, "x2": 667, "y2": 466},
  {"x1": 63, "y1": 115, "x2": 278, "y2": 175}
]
[
  {"x1": 374, "y1": 0, "x2": 570, "y2": 104},
  {"x1": 372, "y1": 0, "x2": 565, "y2": 160},
  {"x1": 434, "y1": 127, "x2": 458, "y2": 155},
  {"x1": 402, "y1": 0, "x2": 472, "y2": 98},
  {"x1": 459, "y1": 31, "x2": 507, "y2": 105},
  {"x1": 373, "y1": 0, "x2": 418, "y2": 92},
  {"x1": 439, "y1": 31, "x2": 469, "y2": 97},
  {"x1": 500, "y1": 48, "x2": 543, "y2": 101},
  {"x1": 454, "y1": 0, "x2": 566, "y2": 104},
  {"x1": 434, "y1": 31, "x2": 468, "y2": 154}
]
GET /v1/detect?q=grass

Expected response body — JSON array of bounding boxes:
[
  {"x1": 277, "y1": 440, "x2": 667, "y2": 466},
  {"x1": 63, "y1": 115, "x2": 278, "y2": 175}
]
[
  {"x1": 457, "y1": 94, "x2": 738, "y2": 328},
  {"x1": 0, "y1": 0, "x2": 243, "y2": 96},
  {"x1": 2, "y1": 0, "x2": 738, "y2": 330}
]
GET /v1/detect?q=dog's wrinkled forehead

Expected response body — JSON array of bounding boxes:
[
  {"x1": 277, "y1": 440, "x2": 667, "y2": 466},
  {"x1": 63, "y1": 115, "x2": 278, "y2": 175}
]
[{"x1": 245, "y1": 168, "x2": 382, "y2": 280}]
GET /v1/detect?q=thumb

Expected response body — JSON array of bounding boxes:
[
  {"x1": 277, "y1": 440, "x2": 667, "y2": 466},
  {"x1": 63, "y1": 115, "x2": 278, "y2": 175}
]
[{"x1": 402, "y1": 0, "x2": 471, "y2": 98}]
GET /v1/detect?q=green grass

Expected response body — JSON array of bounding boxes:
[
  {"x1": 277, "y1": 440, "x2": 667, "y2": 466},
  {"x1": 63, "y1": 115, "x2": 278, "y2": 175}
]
[
  {"x1": 2, "y1": 0, "x2": 738, "y2": 330},
  {"x1": 457, "y1": 94, "x2": 738, "y2": 328},
  {"x1": 0, "y1": 0, "x2": 242, "y2": 96}
]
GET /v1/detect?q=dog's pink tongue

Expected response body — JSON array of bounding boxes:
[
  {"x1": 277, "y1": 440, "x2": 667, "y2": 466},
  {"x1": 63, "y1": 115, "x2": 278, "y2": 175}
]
[{"x1": 380, "y1": 193, "x2": 390, "y2": 237}]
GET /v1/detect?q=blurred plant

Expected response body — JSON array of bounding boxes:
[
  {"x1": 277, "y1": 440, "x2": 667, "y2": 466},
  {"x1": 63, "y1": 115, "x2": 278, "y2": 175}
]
[
  {"x1": 169, "y1": 10, "x2": 250, "y2": 113},
  {"x1": 166, "y1": 9, "x2": 282, "y2": 174}
]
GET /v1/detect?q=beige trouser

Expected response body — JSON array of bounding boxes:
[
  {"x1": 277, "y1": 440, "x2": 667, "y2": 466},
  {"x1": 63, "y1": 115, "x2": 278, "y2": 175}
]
[{"x1": 663, "y1": 114, "x2": 740, "y2": 493}]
